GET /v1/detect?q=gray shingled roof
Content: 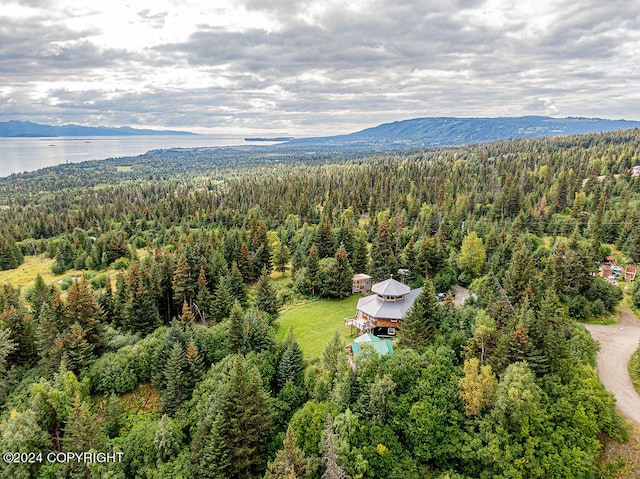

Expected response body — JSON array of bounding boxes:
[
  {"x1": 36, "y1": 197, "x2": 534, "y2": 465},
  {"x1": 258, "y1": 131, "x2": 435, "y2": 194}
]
[
  {"x1": 356, "y1": 287, "x2": 422, "y2": 320},
  {"x1": 371, "y1": 278, "x2": 411, "y2": 296}
]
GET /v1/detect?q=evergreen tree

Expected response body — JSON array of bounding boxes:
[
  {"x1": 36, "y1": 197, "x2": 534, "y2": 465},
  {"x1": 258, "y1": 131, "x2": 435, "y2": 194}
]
[
  {"x1": 254, "y1": 268, "x2": 279, "y2": 318},
  {"x1": 369, "y1": 217, "x2": 397, "y2": 282},
  {"x1": 0, "y1": 233, "x2": 23, "y2": 270},
  {"x1": 163, "y1": 342, "x2": 187, "y2": 416},
  {"x1": 237, "y1": 242, "x2": 252, "y2": 283},
  {"x1": 185, "y1": 340, "x2": 205, "y2": 392},
  {"x1": 57, "y1": 322, "x2": 95, "y2": 374},
  {"x1": 274, "y1": 240, "x2": 291, "y2": 275},
  {"x1": 195, "y1": 265, "x2": 212, "y2": 321},
  {"x1": 250, "y1": 217, "x2": 272, "y2": 276},
  {"x1": 65, "y1": 278, "x2": 104, "y2": 354},
  {"x1": 173, "y1": 253, "x2": 193, "y2": 309},
  {"x1": 226, "y1": 301, "x2": 245, "y2": 355},
  {"x1": 97, "y1": 277, "x2": 115, "y2": 324},
  {"x1": 308, "y1": 245, "x2": 320, "y2": 297},
  {"x1": 112, "y1": 272, "x2": 127, "y2": 328},
  {"x1": 315, "y1": 216, "x2": 336, "y2": 258},
  {"x1": 192, "y1": 355, "x2": 272, "y2": 478},
  {"x1": 36, "y1": 301, "x2": 59, "y2": 368},
  {"x1": 397, "y1": 277, "x2": 438, "y2": 351},
  {"x1": 227, "y1": 261, "x2": 248, "y2": 306},
  {"x1": 26, "y1": 274, "x2": 51, "y2": 320},
  {"x1": 633, "y1": 279, "x2": 640, "y2": 310},
  {"x1": 325, "y1": 243, "x2": 353, "y2": 298},
  {"x1": 277, "y1": 332, "x2": 305, "y2": 390},
  {"x1": 1, "y1": 304, "x2": 36, "y2": 366},
  {"x1": 350, "y1": 230, "x2": 368, "y2": 274},
  {"x1": 265, "y1": 426, "x2": 309, "y2": 479},
  {"x1": 212, "y1": 276, "x2": 234, "y2": 322},
  {"x1": 124, "y1": 282, "x2": 162, "y2": 336},
  {"x1": 64, "y1": 392, "x2": 104, "y2": 451},
  {"x1": 503, "y1": 243, "x2": 537, "y2": 305},
  {"x1": 0, "y1": 328, "x2": 16, "y2": 400},
  {"x1": 154, "y1": 414, "x2": 183, "y2": 464}
]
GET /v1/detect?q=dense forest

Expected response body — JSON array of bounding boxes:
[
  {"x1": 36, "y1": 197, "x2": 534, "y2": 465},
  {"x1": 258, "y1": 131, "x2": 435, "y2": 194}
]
[{"x1": 1, "y1": 129, "x2": 640, "y2": 478}]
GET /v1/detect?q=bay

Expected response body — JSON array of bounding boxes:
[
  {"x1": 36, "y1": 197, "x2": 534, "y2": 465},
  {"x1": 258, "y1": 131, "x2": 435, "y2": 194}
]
[{"x1": 0, "y1": 135, "x2": 279, "y2": 178}]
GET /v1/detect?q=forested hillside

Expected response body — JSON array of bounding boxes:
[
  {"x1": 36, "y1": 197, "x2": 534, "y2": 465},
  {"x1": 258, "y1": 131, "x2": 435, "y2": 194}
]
[{"x1": 1, "y1": 129, "x2": 639, "y2": 478}]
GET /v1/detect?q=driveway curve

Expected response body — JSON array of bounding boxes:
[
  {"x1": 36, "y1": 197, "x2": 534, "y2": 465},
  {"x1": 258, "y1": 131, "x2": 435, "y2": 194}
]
[{"x1": 585, "y1": 306, "x2": 640, "y2": 427}]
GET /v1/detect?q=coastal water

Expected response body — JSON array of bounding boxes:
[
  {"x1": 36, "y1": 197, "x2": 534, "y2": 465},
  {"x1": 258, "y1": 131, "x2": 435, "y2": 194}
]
[{"x1": 0, "y1": 135, "x2": 276, "y2": 178}]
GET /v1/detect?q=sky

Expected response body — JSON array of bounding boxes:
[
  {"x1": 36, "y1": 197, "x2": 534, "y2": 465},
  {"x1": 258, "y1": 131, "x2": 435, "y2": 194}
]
[{"x1": 0, "y1": 0, "x2": 639, "y2": 136}]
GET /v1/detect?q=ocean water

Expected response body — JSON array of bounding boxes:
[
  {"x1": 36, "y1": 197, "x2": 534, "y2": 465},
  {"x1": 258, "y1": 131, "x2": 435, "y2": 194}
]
[{"x1": 0, "y1": 135, "x2": 275, "y2": 178}]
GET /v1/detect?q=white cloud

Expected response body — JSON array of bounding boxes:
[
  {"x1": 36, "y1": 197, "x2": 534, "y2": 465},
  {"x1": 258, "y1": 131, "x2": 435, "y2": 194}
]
[{"x1": 0, "y1": 0, "x2": 638, "y2": 134}]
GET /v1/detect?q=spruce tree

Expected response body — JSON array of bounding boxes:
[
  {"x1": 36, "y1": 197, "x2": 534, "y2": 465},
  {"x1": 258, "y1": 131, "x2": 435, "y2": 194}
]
[
  {"x1": 226, "y1": 301, "x2": 245, "y2": 355},
  {"x1": 195, "y1": 265, "x2": 212, "y2": 321},
  {"x1": 315, "y1": 216, "x2": 335, "y2": 258},
  {"x1": 163, "y1": 342, "x2": 187, "y2": 416},
  {"x1": 326, "y1": 243, "x2": 353, "y2": 298},
  {"x1": 185, "y1": 340, "x2": 205, "y2": 392},
  {"x1": 192, "y1": 355, "x2": 271, "y2": 478},
  {"x1": 254, "y1": 268, "x2": 279, "y2": 318},
  {"x1": 26, "y1": 274, "x2": 51, "y2": 320},
  {"x1": 277, "y1": 334, "x2": 305, "y2": 390},
  {"x1": 274, "y1": 240, "x2": 290, "y2": 275},
  {"x1": 237, "y1": 242, "x2": 252, "y2": 283},
  {"x1": 265, "y1": 425, "x2": 309, "y2": 479},
  {"x1": 397, "y1": 277, "x2": 438, "y2": 351},
  {"x1": 212, "y1": 276, "x2": 234, "y2": 322},
  {"x1": 308, "y1": 245, "x2": 320, "y2": 297},
  {"x1": 65, "y1": 278, "x2": 103, "y2": 354},
  {"x1": 125, "y1": 282, "x2": 162, "y2": 336},
  {"x1": 173, "y1": 253, "x2": 193, "y2": 309},
  {"x1": 227, "y1": 261, "x2": 248, "y2": 306},
  {"x1": 369, "y1": 217, "x2": 397, "y2": 282},
  {"x1": 36, "y1": 301, "x2": 59, "y2": 367}
]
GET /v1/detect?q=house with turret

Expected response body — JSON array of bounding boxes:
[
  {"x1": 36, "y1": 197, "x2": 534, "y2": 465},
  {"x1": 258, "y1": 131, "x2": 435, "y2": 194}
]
[{"x1": 345, "y1": 277, "x2": 422, "y2": 338}]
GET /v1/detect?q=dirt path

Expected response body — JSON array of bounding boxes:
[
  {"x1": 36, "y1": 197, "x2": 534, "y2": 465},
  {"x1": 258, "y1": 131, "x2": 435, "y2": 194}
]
[
  {"x1": 452, "y1": 284, "x2": 469, "y2": 306},
  {"x1": 585, "y1": 306, "x2": 640, "y2": 427}
]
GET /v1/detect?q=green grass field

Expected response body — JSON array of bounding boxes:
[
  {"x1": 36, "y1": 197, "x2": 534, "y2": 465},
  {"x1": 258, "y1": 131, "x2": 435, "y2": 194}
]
[
  {"x1": 0, "y1": 255, "x2": 85, "y2": 294},
  {"x1": 276, "y1": 295, "x2": 361, "y2": 359}
]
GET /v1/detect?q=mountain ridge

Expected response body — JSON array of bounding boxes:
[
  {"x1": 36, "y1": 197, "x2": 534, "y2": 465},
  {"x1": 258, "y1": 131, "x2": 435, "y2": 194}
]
[
  {"x1": 289, "y1": 116, "x2": 640, "y2": 148},
  {"x1": 0, "y1": 120, "x2": 197, "y2": 137}
]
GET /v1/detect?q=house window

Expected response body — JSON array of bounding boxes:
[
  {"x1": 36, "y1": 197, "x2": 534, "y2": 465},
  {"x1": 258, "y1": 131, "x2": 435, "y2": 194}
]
[{"x1": 388, "y1": 327, "x2": 396, "y2": 335}]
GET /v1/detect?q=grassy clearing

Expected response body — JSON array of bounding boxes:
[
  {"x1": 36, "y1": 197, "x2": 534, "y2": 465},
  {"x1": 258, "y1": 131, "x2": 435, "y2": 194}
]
[
  {"x1": 276, "y1": 295, "x2": 361, "y2": 359},
  {"x1": 116, "y1": 166, "x2": 133, "y2": 172},
  {"x1": 0, "y1": 255, "x2": 84, "y2": 294}
]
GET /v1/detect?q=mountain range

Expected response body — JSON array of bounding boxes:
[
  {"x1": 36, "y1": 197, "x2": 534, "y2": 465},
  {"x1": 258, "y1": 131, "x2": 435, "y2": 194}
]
[
  {"x1": 290, "y1": 116, "x2": 640, "y2": 148},
  {"x1": 0, "y1": 120, "x2": 196, "y2": 137}
]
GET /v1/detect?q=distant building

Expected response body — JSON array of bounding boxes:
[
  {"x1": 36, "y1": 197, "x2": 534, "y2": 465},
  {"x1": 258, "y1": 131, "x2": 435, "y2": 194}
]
[
  {"x1": 632, "y1": 165, "x2": 640, "y2": 177},
  {"x1": 600, "y1": 265, "x2": 613, "y2": 279},
  {"x1": 626, "y1": 267, "x2": 637, "y2": 282},
  {"x1": 352, "y1": 273, "x2": 373, "y2": 294},
  {"x1": 345, "y1": 277, "x2": 422, "y2": 338}
]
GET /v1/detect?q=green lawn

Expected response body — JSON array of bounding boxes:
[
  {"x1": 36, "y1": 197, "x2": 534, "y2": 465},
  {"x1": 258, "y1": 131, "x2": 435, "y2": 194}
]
[{"x1": 276, "y1": 295, "x2": 361, "y2": 359}]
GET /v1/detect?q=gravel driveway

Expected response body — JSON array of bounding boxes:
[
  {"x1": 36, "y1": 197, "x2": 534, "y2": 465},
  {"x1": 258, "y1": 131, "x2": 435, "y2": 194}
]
[{"x1": 585, "y1": 306, "x2": 640, "y2": 427}]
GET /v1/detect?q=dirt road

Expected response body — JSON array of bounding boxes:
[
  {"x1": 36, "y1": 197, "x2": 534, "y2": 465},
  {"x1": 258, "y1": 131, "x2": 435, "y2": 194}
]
[
  {"x1": 585, "y1": 306, "x2": 640, "y2": 426},
  {"x1": 452, "y1": 285, "x2": 469, "y2": 307}
]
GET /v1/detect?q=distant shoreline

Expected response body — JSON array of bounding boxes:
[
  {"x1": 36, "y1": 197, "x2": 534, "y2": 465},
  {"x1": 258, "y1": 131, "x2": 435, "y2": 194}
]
[{"x1": 245, "y1": 137, "x2": 295, "y2": 142}]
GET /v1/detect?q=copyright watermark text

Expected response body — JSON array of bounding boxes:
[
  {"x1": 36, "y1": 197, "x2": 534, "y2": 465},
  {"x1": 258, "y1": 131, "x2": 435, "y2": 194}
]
[{"x1": 3, "y1": 451, "x2": 123, "y2": 464}]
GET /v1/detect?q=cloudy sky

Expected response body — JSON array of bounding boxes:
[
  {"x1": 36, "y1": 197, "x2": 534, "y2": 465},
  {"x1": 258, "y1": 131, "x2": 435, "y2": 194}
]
[{"x1": 0, "y1": 0, "x2": 638, "y2": 135}]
